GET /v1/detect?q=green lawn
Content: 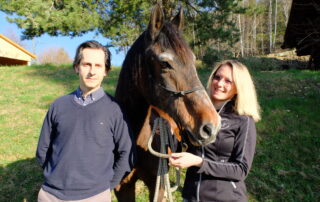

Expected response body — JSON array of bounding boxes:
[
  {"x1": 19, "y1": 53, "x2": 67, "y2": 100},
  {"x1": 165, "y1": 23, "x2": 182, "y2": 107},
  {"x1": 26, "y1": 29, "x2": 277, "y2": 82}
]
[{"x1": 0, "y1": 62, "x2": 319, "y2": 201}]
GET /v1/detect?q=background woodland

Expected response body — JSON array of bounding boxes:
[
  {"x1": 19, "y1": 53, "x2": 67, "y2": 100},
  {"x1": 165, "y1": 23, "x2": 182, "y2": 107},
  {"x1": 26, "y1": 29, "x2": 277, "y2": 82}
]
[{"x1": 1, "y1": 0, "x2": 293, "y2": 66}]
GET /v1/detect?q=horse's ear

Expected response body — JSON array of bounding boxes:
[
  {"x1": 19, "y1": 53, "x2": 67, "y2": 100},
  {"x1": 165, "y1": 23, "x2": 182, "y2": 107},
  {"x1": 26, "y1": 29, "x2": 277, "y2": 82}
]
[
  {"x1": 148, "y1": 4, "x2": 164, "y2": 40},
  {"x1": 171, "y1": 7, "x2": 184, "y2": 31}
]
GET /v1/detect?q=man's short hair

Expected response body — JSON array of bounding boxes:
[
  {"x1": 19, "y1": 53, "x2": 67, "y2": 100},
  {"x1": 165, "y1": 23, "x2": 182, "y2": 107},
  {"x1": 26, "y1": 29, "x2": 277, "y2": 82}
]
[{"x1": 73, "y1": 40, "x2": 111, "y2": 73}]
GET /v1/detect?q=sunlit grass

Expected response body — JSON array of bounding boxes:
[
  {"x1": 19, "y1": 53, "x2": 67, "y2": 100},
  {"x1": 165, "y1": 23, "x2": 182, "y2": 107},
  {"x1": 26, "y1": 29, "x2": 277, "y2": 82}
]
[{"x1": 0, "y1": 62, "x2": 319, "y2": 201}]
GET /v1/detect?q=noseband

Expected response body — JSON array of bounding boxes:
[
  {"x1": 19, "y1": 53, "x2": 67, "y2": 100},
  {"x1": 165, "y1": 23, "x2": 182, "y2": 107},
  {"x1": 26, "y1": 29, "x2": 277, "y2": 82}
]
[{"x1": 158, "y1": 84, "x2": 203, "y2": 97}]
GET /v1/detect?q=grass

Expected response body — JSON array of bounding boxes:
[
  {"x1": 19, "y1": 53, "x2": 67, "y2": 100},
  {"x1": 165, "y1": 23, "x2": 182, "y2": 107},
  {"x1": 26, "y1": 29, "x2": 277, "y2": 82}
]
[
  {"x1": 247, "y1": 69, "x2": 320, "y2": 201},
  {"x1": 0, "y1": 60, "x2": 319, "y2": 201}
]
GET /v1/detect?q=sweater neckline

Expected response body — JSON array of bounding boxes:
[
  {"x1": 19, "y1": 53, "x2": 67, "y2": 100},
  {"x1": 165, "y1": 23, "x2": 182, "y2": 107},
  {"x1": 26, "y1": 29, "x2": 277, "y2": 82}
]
[{"x1": 70, "y1": 92, "x2": 108, "y2": 109}]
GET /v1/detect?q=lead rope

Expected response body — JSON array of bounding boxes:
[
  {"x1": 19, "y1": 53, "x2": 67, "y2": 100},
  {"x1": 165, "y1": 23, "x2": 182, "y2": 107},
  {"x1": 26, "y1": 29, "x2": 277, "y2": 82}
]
[{"x1": 148, "y1": 117, "x2": 180, "y2": 202}]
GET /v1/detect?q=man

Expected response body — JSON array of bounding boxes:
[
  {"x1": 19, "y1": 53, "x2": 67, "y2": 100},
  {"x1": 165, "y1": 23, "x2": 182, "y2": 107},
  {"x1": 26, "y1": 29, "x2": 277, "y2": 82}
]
[{"x1": 36, "y1": 40, "x2": 134, "y2": 202}]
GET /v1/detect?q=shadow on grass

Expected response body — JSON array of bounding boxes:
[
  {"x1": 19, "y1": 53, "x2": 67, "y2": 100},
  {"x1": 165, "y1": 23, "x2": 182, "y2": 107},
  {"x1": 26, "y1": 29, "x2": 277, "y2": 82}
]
[
  {"x1": 25, "y1": 64, "x2": 79, "y2": 93},
  {"x1": 0, "y1": 158, "x2": 43, "y2": 202}
]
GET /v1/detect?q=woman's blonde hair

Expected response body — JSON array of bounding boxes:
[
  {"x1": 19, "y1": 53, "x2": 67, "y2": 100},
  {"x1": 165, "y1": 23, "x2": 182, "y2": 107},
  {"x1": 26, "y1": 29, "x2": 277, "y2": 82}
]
[{"x1": 207, "y1": 60, "x2": 261, "y2": 122}]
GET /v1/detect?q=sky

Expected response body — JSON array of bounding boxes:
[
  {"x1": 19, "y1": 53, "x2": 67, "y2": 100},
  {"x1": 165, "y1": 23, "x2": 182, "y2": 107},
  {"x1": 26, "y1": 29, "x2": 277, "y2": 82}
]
[{"x1": 0, "y1": 11, "x2": 125, "y2": 66}]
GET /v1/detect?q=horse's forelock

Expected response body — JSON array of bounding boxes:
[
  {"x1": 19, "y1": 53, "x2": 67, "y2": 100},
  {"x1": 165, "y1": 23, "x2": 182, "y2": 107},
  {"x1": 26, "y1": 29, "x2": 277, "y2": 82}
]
[{"x1": 156, "y1": 22, "x2": 193, "y2": 65}]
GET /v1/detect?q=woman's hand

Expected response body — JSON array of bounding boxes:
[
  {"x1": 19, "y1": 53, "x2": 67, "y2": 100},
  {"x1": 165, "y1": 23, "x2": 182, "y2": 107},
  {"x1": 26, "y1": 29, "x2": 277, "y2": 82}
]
[{"x1": 169, "y1": 152, "x2": 203, "y2": 169}]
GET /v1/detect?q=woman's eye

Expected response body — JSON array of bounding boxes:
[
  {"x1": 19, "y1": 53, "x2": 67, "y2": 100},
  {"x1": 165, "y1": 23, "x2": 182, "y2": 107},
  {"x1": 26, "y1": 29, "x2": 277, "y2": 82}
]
[{"x1": 213, "y1": 75, "x2": 221, "y2": 81}]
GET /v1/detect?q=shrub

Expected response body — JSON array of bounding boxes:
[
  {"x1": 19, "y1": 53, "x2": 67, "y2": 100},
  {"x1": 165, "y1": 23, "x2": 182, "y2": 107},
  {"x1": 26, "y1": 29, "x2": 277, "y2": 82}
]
[
  {"x1": 38, "y1": 47, "x2": 72, "y2": 65},
  {"x1": 202, "y1": 48, "x2": 233, "y2": 67}
]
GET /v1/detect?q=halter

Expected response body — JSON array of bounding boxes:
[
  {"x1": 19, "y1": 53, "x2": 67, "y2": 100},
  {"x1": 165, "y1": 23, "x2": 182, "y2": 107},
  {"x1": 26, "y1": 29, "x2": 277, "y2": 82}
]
[{"x1": 158, "y1": 84, "x2": 204, "y2": 96}]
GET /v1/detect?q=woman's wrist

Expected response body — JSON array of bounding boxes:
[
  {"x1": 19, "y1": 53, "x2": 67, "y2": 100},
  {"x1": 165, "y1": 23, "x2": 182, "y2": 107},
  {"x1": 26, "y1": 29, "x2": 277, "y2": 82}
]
[{"x1": 194, "y1": 156, "x2": 203, "y2": 167}]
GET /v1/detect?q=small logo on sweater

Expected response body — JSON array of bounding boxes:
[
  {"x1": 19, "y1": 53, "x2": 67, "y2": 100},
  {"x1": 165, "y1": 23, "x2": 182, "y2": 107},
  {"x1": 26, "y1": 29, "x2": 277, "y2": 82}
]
[
  {"x1": 99, "y1": 122, "x2": 104, "y2": 125},
  {"x1": 221, "y1": 118, "x2": 230, "y2": 129}
]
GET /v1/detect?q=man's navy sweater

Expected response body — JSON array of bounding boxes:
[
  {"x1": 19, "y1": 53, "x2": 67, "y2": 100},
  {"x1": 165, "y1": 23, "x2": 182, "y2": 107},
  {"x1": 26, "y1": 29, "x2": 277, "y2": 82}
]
[{"x1": 36, "y1": 91, "x2": 133, "y2": 200}]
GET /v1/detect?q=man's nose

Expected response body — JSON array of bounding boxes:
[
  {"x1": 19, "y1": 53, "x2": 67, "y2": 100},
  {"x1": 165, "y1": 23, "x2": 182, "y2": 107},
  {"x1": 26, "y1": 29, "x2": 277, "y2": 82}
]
[{"x1": 89, "y1": 66, "x2": 96, "y2": 75}]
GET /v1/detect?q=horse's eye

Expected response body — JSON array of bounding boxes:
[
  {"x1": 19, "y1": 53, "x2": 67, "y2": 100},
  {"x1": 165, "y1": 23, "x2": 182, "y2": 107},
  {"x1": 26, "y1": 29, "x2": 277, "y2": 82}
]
[{"x1": 160, "y1": 61, "x2": 172, "y2": 69}]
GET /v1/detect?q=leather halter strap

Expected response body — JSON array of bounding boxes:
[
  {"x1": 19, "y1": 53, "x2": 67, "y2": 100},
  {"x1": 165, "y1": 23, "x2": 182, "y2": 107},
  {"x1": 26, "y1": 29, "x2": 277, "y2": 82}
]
[{"x1": 158, "y1": 84, "x2": 203, "y2": 96}]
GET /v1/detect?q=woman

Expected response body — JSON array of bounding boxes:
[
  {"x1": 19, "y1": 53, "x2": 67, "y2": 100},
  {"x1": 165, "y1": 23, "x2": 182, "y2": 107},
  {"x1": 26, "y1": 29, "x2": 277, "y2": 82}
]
[{"x1": 169, "y1": 60, "x2": 261, "y2": 202}]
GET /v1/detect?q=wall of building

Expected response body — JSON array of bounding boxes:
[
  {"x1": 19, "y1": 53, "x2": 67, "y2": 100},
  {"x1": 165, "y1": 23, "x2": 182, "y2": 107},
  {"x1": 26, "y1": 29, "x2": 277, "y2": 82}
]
[{"x1": 0, "y1": 37, "x2": 32, "y2": 65}]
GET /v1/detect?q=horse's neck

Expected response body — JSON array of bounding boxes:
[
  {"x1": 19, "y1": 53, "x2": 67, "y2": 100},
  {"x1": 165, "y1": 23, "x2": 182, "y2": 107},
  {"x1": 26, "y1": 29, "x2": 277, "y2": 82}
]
[
  {"x1": 115, "y1": 35, "x2": 152, "y2": 136},
  {"x1": 115, "y1": 78, "x2": 150, "y2": 136}
]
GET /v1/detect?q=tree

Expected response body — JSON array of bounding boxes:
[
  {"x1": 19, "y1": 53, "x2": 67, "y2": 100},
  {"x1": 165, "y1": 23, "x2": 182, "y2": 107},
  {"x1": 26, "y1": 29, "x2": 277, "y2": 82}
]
[
  {"x1": 0, "y1": 1, "x2": 100, "y2": 38},
  {"x1": 184, "y1": 0, "x2": 243, "y2": 62},
  {"x1": 3, "y1": 28, "x2": 26, "y2": 48},
  {"x1": 0, "y1": 0, "x2": 242, "y2": 61}
]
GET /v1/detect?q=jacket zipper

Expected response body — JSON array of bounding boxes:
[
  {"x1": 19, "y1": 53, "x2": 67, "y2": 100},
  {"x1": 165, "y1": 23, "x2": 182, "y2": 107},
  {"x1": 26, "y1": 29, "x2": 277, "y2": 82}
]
[
  {"x1": 196, "y1": 146, "x2": 205, "y2": 202},
  {"x1": 196, "y1": 100, "x2": 230, "y2": 201}
]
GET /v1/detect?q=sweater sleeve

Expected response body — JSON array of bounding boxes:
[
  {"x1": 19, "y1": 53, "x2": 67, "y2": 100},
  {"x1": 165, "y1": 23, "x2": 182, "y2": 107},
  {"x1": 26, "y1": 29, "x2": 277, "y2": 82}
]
[
  {"x1": 110, "y1": 108, "x2": 135, "y2": 189},
  {"x1": 197, "y1": 116, "x2": 256, "y2": 181},
  {"x1": 36, "y1": 104, "x2": 55, "y2": 169}
]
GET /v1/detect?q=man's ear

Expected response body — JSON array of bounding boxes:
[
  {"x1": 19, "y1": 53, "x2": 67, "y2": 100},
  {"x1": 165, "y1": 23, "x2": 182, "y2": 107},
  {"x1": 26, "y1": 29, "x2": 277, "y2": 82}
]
[{"x1": 74, "y1": 65, "x2": 79, "y2": 74}]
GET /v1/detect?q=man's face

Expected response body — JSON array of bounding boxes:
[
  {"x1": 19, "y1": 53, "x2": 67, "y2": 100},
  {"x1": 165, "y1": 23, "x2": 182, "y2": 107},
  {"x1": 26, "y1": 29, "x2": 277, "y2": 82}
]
[{"x1": 75, "y1": 48, "x2": 106, "y2": 96}]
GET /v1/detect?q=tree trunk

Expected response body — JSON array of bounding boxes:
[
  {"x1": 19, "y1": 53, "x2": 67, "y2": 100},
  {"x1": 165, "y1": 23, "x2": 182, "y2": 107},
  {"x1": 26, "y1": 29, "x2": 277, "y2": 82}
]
[
  {"x1": 238, "y1": 14, "x2": 244, "y2": 57},
  {"x1": 273, "y1": 0, "x2": 278, "y2": 50},
  {"x1": 261, "y1": 15, "x2": 264, "y2": 55},
  {"x1": 253, "y1": 0, "x2": 257, "y2": 55},
  {"x1": 269, "y1": 0, "x2": 273, "y2": 53},
  {"x1": 282, "y1": 0, "x2": 291, "y2": 25}
]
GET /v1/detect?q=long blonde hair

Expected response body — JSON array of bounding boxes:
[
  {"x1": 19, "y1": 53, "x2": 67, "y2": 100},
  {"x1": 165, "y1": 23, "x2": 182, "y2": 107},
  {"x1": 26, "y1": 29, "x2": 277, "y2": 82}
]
[{"x1": 207, "y1": 60, "x2": 261, "y2": 122}]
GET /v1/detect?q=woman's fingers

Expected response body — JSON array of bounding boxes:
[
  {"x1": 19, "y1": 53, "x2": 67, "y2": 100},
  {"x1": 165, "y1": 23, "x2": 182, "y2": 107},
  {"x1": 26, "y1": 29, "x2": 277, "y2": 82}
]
[{"x1": 170, "y1": 152, "x2": 184, "y2": 158}]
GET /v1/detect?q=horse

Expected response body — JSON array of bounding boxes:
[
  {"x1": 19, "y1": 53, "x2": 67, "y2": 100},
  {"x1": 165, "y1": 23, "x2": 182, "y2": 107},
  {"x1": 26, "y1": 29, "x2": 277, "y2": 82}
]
[{"x1": 114, "y1": 5, "x2": 221, "y2": 202}]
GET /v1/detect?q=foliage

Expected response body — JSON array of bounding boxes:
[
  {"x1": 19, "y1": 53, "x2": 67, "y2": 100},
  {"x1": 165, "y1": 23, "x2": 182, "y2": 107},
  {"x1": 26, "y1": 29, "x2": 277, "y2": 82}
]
[
  {"x1": 38, "y1": 47, "x2": 72, "y2": 65},
  {"x1": 202, "y1": 47, "x2": 233, "y2": 67},
  {"x1": 1, "y1": 58, "x2": 320, "y2": 201},
  {"x1": 238, "y1": 56, "x2": 310, "y2": 72},
  {"x1": 0, "y1": 0, "x2": 100, "y2": 38},
  {"x1": 239, "y1": 56, "x2": 283, "y2": 71},
  {"x1": 0, "y1": 0, "x2": 242, "y2": 57},
  {"x1": 191, "y1": 0, "x2": 241, "y2": 45},
  {"x1": 98, "y1": 0, "x2": 150, "y2": 53}
]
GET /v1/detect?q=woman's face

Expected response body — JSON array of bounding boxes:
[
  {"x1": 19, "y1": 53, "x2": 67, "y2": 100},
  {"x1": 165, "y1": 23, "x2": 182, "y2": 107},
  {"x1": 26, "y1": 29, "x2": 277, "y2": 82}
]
[{"x1": 210, "y1": 64, "x2": 237, "y2": 102}]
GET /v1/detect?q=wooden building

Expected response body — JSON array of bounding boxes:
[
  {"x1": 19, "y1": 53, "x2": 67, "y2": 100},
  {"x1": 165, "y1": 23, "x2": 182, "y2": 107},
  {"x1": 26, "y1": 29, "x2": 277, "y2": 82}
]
[
  {"x1": 282, "y1": 0, "x2": 320, "y2": 70},
  {"x1": 0, "y1": 34, "x2": 36, "y2": 66}
]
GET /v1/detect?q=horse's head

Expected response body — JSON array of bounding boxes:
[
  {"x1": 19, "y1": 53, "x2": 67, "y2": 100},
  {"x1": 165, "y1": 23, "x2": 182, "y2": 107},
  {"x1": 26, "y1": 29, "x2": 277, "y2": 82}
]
[
  {"x1": 118, "y1": 5, "x2": 221, "y2": 146},
  {"x1": 143, "y1": 5, "x2": 222, "y2": 146}
]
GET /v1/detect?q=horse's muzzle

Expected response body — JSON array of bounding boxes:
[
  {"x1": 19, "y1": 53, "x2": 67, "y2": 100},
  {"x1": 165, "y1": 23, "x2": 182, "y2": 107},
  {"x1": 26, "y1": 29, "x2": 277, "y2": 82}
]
[{"x1": 199, "y1": 122, "x2": 220, "y2": 145}]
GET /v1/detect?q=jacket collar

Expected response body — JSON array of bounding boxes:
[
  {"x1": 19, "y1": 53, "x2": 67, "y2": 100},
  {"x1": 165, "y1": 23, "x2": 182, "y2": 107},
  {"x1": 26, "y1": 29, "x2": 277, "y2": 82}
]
[{"x1": 217, "y1": 99, "x2": 235, "y2": 114}]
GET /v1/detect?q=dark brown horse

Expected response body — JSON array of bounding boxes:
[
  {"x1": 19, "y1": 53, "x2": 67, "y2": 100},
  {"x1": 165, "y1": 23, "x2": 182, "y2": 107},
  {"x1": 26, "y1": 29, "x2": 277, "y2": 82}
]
[{"x1": 114, "y1": 5, "x2": 221, "y2": 202}]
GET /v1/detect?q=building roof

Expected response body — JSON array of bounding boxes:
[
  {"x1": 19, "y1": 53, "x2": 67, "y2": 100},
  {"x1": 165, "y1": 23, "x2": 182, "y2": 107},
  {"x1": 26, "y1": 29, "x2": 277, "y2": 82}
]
[
  {"x1": 281, "y1": 0, "x2": 320, "y2": 56},
  {"x1": 0, "y1": 34, "x2": 36, "y2": 59}
]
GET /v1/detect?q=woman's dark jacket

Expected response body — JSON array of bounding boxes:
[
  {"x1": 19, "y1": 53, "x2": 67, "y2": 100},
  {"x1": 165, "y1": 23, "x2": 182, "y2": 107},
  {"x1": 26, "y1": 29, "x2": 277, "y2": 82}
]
[{"x1": 182, "y1": 100, "x2": 257, "y2": 202}]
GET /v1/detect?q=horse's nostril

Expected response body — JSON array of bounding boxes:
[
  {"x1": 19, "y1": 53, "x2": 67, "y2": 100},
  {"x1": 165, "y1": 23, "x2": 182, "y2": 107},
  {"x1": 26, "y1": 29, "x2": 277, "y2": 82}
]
[{"x1": 201, "y1": 123, "x2": 214, "y2": 139}]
